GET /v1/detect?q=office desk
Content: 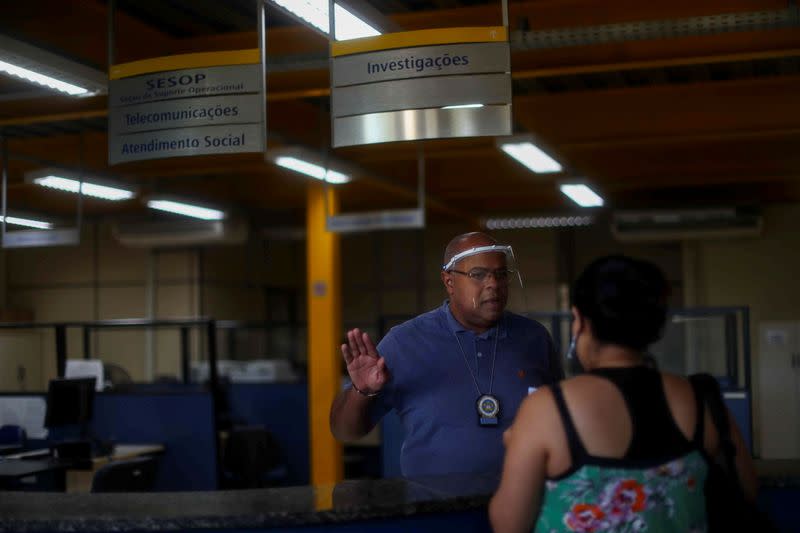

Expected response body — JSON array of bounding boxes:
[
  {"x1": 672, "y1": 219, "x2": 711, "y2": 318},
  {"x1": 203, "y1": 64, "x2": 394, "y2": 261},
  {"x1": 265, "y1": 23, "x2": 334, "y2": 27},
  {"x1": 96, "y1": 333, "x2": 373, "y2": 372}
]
[
  {"x1": 2, "y1": 443, "x2": 164, "y2": 493},
  {"x1": 0, "y1": 458, "x2": 66, "y2": 491},
  {"x1": 0, "y1": 443, "x2": 23, "y2": 455},
  {"x1": 65, "y1": 444, "x2": 165, "y2": 493}
]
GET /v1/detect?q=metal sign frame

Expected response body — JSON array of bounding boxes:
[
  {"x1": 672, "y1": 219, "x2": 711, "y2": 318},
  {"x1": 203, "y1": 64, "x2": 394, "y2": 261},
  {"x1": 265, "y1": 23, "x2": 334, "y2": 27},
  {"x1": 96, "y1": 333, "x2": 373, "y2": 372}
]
[
  {"x1": 324, "y1": 146, "x2": 426, "y2": 234},
  {"x1": 320, "y1": 0, "x2": 507, "y2": 231},
  {"x1": 328, "y1": 0, "x2": 511, "y2": 148},
  {"x1": 106, "y1": 1, "x2": 268, "y2": 165}
]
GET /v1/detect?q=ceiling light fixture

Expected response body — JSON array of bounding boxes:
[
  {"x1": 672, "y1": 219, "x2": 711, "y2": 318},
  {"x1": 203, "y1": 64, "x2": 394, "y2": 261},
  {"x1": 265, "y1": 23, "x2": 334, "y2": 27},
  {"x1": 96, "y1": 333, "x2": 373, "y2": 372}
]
[
  {"x1": 147, "y1": 199, "x2": 225, "y2": 221},
  {"x1": 0, "y1": 60, "x2": 88, "y2": 96},
  {"x1": 560, "y1": 184, "x2": 604, "y2": 207},
  {"x1": 32, "y1": 175, "x2": 135, "y2": 201},
  {"x1": 269, "y1": 0, "x2": 381, "y2": 40},
  {"x1": 499, "y1": 141, "x2": 562, "y2": 174},
  {"x1": 485, "y1": 215, "x2": 594, "y2": 230},
  {"x1": 442, "y1": 103, "x2": 485, "y2": 109},
  {"x1": 276, "y1": 156, "x2": 351, "y2": 184},
  {"x1": 1, "y1": 215, "x2": 53, "y2": 230},
  {"x1": 0, "y1": 34, "x2": 106, "y2": 97}
]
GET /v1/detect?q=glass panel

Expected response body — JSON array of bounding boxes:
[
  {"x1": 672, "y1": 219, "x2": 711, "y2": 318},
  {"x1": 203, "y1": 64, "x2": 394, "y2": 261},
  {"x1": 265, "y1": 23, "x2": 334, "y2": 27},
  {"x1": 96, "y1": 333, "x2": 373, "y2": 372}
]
[{"x1": 650, "y1": 315, "x2": 729, "y2": 378}]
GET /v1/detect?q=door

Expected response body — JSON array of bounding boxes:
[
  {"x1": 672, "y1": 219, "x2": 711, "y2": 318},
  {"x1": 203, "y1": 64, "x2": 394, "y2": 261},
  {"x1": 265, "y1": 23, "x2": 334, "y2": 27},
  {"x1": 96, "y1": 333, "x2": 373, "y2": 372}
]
[{"x1": 758, "y1": 322, "x2": 800, "y2": 458}]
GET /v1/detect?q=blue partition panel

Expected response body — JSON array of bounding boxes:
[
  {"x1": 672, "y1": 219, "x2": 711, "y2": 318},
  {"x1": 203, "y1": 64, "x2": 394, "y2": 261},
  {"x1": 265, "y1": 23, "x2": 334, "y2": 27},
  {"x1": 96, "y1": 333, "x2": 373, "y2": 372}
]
[
  {"x1": 723, "y1": 392, "x2": 752, "y2": 453},
  {"x1": 228, "y1": 383, "x2": 309, "y2": 486},
  {"x1": 125, "y1": 383, "x2": 207, "y2": 393},
  {"x1": 92, "y1": 392, "x2": 217, "y2": 491},
  {"x1": 758, "y1": 486, "x2": 800, "y2": 533}
]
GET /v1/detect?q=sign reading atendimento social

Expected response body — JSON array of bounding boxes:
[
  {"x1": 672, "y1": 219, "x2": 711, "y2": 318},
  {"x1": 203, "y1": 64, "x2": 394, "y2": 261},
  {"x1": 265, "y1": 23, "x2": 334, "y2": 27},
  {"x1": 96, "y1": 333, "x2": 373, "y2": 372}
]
[
  {"x1": 330, "y1": 27, "x2": 512, "y2": 148},
  {"x1": 108, "y1": 51, "x2": 264, "y2": 165}
]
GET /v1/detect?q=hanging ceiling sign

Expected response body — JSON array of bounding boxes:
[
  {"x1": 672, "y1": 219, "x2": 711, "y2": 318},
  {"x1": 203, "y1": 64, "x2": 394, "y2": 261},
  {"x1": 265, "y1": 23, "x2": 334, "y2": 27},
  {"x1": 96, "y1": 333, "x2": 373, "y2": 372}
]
[
  {"x1": 108, "y1": 50, "x2": 265, "y2": 164},
  {"x1": 330, "y1": 26, "x2": 512, "y2": 148},
  {"x1": 327, "y1": 208, "x2": 424, "y2": 233}
]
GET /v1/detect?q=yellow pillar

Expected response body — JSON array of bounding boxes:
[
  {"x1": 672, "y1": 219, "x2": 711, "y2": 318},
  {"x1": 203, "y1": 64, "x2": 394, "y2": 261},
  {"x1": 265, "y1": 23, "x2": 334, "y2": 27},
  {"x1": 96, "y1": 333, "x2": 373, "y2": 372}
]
[{"x1": 306, "y1": 182, "x2": 344, "y2": 486}]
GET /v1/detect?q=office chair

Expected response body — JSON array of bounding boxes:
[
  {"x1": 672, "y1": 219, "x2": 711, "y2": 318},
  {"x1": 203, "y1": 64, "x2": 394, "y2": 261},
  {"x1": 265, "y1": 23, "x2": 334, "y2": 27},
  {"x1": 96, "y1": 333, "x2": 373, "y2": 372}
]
[
  {"x1": 221, "y1": 425, "x2": 287, "y2": 489},
  {"x1": 90, "y1": 457, "x2": 158, "y2": 493},
  {"x1": 102, "y1": 363, "x2": 133, "y2": 388}
]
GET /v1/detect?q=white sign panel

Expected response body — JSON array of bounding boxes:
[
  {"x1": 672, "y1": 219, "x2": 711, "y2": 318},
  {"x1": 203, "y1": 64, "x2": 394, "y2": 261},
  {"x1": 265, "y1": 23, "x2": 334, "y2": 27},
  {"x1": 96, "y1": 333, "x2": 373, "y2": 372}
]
[
  {"x1": 110, "y1": 124, "x2": 263, "y2": 164},
  {"x1": 326, "y1": 208, "x2": 425, "y2": 233},
  {"x1": 109, "y1": 60, "x2": 263, "y2": 164},
  {"x1": 330, "y1": 27, "x2": 512, "y2": 147}
]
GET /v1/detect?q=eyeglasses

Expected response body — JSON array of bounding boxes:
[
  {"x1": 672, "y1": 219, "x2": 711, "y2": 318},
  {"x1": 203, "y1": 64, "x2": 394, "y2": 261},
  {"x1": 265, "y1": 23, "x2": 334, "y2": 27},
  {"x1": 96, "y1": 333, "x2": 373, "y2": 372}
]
[{"x1": 448, "y1": 268, "x2": 516, "y2": 284}]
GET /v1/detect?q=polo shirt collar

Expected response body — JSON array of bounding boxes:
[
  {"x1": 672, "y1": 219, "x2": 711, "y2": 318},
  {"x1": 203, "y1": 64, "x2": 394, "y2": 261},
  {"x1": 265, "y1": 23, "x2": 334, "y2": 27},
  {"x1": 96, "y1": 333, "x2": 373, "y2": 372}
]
[{"x1": 441, "y1": 300, "x2": 508, "y2": 340}]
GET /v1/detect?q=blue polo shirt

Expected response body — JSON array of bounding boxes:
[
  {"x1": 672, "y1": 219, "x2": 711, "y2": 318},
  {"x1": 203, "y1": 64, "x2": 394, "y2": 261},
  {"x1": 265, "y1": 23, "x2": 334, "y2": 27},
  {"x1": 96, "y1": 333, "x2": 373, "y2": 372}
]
[{"x1": 372, "y1": 301, "x2": 562, "y2": 478}]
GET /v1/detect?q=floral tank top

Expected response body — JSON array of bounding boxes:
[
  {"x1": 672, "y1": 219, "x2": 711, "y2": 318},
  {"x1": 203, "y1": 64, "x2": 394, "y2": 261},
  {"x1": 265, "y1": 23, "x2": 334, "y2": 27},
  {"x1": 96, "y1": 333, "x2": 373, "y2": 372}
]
[{"x1": 534, "y1": 368, "x2": 710, "y2": 533}]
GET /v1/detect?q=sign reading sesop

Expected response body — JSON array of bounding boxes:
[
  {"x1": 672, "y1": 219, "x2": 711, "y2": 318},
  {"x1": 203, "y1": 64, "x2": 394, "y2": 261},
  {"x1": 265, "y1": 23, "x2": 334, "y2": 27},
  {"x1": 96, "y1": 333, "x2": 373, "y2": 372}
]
[
  {"x1": 108, "y1": 52, "x2": 264, "y2": 164},
  {"x1": 330, "y1": 27, "x2": 512, "y2": 147}
]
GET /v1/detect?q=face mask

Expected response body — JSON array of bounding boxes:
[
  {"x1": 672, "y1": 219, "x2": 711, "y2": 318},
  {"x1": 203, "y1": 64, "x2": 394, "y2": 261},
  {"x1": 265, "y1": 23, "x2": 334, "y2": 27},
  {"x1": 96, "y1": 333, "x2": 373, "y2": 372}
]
[{"x1": 565, "y1": 334, "x2": 584, "y2": 375}]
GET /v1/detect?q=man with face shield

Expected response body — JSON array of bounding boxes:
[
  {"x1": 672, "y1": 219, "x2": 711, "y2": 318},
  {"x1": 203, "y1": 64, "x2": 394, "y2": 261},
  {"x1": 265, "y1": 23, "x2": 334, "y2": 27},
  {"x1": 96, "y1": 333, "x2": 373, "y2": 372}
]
[{"x1": 330, "y1": 232, "x2": 563, "y2": 478}]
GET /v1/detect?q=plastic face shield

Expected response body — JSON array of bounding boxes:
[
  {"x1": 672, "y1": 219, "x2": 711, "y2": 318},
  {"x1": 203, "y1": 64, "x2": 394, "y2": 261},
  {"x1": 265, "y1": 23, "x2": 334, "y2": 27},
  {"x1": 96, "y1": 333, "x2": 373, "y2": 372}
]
[
  {"x1": 442, "y1": 245, "x2": 514, "y2": 272},
  {"x1": 442, "y1": 244, "x2": 527, "y2": 312}
]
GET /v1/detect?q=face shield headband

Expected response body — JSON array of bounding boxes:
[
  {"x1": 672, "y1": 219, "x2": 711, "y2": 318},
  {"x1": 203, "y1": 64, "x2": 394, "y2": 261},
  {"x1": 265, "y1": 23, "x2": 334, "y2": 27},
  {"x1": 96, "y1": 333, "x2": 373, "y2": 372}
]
[{"x1": 441, "y1": 245, "x2": 515, "y2": 272}]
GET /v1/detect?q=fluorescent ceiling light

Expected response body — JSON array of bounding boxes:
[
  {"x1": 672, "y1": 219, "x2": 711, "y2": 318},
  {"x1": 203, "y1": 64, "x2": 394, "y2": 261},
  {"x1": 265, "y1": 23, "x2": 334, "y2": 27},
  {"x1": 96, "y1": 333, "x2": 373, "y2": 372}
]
[
  {"x1": 269, "y1": 0, "x2": 380, "y2": 40},
  {"x1": 485, "y1": 215, "x2": 593, "y2": 230},
  {"x1": 442, "y1": 103, "x2": 484, "y2": 109},
  {"x1": 33, "y1": 175, "x2": 135, "y2": 201},
  {"x1": 276, "y1": 156, "x2": 351, "y2": 184},
  {"x1": 147, "y1": 200, "x2": 225, "y2": 221},
  {"x1": 0, "y1": 34, "x2": 106, "y2": 97},
  {"x1": 560, "y1": 184, "x2": 604, "y2": 207},
  {"x1": 0, "y1": 215, "x2": 52, "y2": 230},
  {"x1": 499, "y1": 142, "x2": 562, "y2": 174},
  {"x1": 0, "y1": 59, "x2": 89, "y2": 96}
]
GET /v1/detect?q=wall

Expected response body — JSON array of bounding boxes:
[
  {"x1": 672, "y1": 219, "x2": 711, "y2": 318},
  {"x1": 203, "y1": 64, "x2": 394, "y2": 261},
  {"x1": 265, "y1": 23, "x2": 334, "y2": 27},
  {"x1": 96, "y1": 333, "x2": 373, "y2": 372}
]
[
  {"x1": 0, "y1": 223, "x2": 303, "y2": 390},
  {"x1": 686, "y1": 203, "x2": 800, "y2": 455},
  {"x1": 571, "y1": 216, "x2": 685, "y2": 307}
]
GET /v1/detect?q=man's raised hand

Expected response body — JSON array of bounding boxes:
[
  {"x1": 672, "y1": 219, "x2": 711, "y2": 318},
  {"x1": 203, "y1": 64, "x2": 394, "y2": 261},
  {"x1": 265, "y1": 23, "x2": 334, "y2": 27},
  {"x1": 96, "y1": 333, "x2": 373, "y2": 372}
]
[{"x1": 341, "y1": 328, "x2": 389, "y2": 395}]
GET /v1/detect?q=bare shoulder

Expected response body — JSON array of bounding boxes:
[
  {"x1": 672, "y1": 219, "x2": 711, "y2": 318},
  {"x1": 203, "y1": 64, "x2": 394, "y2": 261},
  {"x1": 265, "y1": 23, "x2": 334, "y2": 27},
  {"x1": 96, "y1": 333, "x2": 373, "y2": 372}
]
[
  {"x1": 517, "y1": 384, "x2": 555, "y2": 417},
  {"x1": 510, "y1": 385, "x2": 561, "y2": 444}
]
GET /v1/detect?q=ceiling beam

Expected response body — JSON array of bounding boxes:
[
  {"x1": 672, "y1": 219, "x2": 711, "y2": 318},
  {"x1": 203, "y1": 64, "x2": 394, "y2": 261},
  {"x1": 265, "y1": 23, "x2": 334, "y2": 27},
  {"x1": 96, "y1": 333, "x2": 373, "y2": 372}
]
[
  {"x1": 513, "y1": 46, "x2": 800, "y2": 80},
  {"x1": 389, "y1": 0, "x2": 787, "y2": 31},
  {"x1": 513, "y1": 75, "x2": 800, "y2": 143}
]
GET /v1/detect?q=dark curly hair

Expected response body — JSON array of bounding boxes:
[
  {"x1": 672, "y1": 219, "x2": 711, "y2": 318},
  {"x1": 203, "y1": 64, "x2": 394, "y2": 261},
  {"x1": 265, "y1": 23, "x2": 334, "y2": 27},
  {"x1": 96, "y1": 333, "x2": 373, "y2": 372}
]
[{"x1": 571, "y1": 255, "x2": 669, "y2": 351}]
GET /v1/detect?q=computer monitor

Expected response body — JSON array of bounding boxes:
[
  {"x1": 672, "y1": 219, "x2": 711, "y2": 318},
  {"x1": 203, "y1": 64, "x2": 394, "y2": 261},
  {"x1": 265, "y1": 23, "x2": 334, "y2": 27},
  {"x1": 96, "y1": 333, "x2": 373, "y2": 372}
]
[{"x1": 44, "y1": 377, "x2": 96, "y2": 429}]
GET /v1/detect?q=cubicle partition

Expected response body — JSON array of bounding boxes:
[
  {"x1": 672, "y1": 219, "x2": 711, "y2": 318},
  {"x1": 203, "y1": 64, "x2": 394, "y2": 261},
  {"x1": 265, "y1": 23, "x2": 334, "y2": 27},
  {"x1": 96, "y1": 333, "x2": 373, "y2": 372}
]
[
  {"x1": 0, "y1": 318, "x2": 224, "y2": 491},
  {"x1": 93, "y1": 391, "x2": 218, "y2": 491},
  {"x1": 227, "y1": 383, "x2": 310, "y2": 486},
  {"x1": 0, "y1": 390, "x2": 217, "y2": 491}
]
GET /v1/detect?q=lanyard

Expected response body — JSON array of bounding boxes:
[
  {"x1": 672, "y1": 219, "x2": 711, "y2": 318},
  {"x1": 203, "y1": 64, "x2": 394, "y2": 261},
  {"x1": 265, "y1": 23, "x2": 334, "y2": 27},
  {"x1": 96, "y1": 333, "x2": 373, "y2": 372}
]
[{"x1": 453, "y1": 322, "x2": 500, "y2": 397}]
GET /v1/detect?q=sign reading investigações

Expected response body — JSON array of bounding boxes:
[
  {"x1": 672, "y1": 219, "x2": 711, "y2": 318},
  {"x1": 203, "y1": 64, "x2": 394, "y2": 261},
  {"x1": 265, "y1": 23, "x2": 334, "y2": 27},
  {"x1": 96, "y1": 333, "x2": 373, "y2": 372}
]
[{"x1": 330, "y1": 27, "x2": 512, "y2": 147}]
